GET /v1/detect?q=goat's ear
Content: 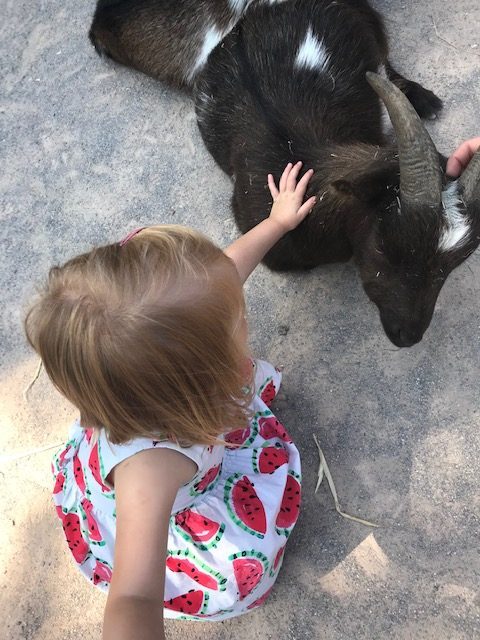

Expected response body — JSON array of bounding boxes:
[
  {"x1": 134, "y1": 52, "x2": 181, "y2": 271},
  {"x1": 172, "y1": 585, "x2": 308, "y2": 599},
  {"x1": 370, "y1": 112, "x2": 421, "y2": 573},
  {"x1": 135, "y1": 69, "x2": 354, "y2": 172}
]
[{"x1": 332, "y1": 166, "x2": 395, "y2": 205}]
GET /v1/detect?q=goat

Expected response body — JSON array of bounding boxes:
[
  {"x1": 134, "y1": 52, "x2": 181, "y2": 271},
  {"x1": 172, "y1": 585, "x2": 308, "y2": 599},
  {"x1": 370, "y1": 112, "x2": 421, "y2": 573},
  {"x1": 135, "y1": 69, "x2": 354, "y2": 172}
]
[{"x1": 89, "y1": 0, "x2": 480, "y2": 347}]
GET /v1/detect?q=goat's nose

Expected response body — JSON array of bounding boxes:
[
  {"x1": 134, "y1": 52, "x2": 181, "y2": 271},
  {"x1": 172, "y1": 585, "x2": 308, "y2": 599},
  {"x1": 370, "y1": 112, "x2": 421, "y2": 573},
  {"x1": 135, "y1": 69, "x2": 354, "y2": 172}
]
[
  {"x1": 385, "y1": 323, "x2": 422, "y2": 347},
  {"x1": 382, "y1": 316, "x2": 424, "y2": 347},
  {"x1": 397, "y1": 328, "x2": 422, "y2": 348}
]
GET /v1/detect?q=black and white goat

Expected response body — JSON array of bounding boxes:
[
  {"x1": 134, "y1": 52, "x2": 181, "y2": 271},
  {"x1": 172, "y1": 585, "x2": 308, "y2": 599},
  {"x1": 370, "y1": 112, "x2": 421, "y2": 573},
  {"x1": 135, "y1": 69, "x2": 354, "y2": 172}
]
[{"x1": 89, "y1": 0, "x2": 480, "y2": 347}]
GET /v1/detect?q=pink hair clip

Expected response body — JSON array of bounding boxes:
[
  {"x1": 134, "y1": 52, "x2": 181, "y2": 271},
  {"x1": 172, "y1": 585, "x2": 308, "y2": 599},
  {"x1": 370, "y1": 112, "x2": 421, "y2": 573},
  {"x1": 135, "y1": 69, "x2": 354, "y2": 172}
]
[{"x1": 118, "y1": 227, "x2": 146, "y2": 247}]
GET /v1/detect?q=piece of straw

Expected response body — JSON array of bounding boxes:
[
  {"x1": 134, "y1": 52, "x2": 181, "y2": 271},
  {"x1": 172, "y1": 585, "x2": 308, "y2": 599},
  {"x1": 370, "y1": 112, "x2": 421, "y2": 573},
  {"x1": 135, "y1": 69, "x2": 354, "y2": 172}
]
[
  {"x1": 0, "y1": 442, "x2": 63, "y2": 465},
  {"x1": 313, "y1": 434, "x2": 379, "y2": 528}
]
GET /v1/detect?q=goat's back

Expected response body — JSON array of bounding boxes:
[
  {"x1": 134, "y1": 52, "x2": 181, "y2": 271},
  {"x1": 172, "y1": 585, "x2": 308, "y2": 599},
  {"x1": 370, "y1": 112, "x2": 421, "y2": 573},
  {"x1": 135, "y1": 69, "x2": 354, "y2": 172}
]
[{"x1": 195, "y1": 0, "x2": 388, "y2": 172}]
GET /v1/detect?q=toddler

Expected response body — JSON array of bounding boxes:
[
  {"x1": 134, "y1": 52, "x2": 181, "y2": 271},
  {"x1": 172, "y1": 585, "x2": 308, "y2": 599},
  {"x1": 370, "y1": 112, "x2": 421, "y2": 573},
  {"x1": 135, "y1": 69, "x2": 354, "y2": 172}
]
[{"x1": 25, "y1": 162, "x2": 316, "y2": 639}]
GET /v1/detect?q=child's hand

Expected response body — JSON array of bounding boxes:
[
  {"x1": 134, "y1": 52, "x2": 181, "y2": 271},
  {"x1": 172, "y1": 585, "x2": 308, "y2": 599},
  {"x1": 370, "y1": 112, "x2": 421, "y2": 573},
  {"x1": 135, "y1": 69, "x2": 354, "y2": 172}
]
[
  {"x1": 446, "y1": 137, "x2": 480, "y2": 178},
  {"x1": 267, "y1": 162, "x2": 316, "y2": 232}
]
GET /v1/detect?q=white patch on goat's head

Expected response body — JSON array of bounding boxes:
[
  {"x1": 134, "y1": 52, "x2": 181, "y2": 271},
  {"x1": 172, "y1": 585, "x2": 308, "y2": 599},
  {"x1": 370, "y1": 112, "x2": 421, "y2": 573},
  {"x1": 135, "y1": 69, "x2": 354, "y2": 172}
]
[
  {"x1": 295, "y1": 27, "x2": 331, "y2": 72},
  {"x1": 438, "y1": 181, "x2": 470, "y2": 252},
  {"x1": 187, "y1": 25, "x2": 225, "y2": 81}
]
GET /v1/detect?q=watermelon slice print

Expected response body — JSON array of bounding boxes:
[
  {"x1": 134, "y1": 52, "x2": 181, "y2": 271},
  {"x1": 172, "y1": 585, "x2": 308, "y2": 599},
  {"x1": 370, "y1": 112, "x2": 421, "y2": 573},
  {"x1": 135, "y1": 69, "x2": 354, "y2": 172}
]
[
  {"x1": 84, "y1": 428, "x2": 94, "y2": 444},
  {"x1": 93, "y1": 559, "x2": 112, "y2": 585},
  {"x1": 252, "y1": 444, "x2": 289, "y2": 474},
  {"x1": 164, "y1": 590, "x2": 209, "y2": 615},
  {"x1": 224, "y1": 474, "x2": 267, "y2": 538},
  {"x1": 178, "y1": 608, "x2": 234, "y2": 620},
  {"x1": 190, "y1": 464, "x2": 221, "y2": 496},
  {"x1": 73, "y1": 454, "x2": 86, "y2": 494},
  {"x1": 80, "y1": 498, "x2": 103, "y2": 542},
  {"x1": 229, "y1": 550, "x2": 268, "y2": 600},
  {"x1": 166, "y1": 549, "x2": 227, "y2": 591},
  {"x1": 276, "y1": 470, "x2": 301, "y2": 537},
  {"x1": 258, "y1": 415, "x2": 292, "y2": 443},
  {"x1": 88, "y1": 441, "x2": 112, "y2": 494},
  {"x1": 269, "y1": 545, "x2": 286, "y2": 577},
  {"x1": 247, "y1": 585, "x2": 274, "y2": 610},
  {"x1": 174, "y1": 509, "x2": 225, "y2": 551},
  {"x1": 224, "y1": 425, "x2": 257, "y2": 449},
  {"x1": 53, "y1": 472, "x2": 65, "y2": 495},
  {"x1": 62, "y1": 512, "x2": 89, "y2": 564},
  {"x1": 259, "y1": 379, "x2": 276, "y2": 407}
]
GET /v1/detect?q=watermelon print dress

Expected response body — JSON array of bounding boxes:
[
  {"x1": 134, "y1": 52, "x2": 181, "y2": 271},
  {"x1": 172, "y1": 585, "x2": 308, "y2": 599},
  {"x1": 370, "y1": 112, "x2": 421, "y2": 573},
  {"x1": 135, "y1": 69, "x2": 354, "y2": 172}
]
[{"x1": 51, "y1": 359, "x2": 301, "y2": 621}]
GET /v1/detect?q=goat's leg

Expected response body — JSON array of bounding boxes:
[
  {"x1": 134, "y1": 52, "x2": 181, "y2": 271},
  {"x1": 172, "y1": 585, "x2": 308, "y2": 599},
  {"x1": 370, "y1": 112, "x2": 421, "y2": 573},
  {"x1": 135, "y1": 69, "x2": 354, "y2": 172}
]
[{"x1": 385, "y1": 62, "x2": 443, "y2": 120}]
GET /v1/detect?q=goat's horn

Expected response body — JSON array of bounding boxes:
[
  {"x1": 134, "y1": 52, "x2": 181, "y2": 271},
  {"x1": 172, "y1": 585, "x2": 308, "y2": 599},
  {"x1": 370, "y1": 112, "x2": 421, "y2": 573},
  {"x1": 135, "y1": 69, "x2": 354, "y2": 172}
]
[
  {"x1": 366, "y1": 71, "x2": 442, "y2": 208},
  {"x1": 458, "y1": 149, "x2": 480, "y2": 203}
]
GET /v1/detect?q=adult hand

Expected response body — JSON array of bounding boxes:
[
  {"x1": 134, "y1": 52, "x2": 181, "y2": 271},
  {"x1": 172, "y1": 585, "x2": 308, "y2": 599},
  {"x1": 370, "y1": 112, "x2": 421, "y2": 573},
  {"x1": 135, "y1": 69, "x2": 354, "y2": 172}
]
[{"x1": 446, "y1": 137, "x2": 480, "y2": 178}]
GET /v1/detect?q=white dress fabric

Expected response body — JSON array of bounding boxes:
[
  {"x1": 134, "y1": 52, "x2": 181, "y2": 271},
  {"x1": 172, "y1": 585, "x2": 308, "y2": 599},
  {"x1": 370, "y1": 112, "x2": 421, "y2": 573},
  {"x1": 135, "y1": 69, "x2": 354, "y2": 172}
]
[{"x1": 52, "y1": 359, "x2": 302, "y2": 620}]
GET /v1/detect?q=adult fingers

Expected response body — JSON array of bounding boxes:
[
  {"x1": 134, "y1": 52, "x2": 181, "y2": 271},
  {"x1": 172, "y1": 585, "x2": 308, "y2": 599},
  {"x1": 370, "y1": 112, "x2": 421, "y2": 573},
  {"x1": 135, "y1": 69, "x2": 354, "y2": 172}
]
[
  {"x1": 446, "y1": 137, "x2": 480, "y2": 177},
  {"x1": 445, "y1": 156, "x2": 463, "y2": 179}
]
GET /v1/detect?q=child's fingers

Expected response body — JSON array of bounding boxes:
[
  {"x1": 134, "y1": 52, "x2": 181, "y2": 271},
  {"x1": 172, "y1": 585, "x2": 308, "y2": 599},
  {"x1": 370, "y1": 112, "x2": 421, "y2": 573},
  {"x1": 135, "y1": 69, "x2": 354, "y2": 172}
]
[
  {"x1": 295, "y1": 168, "x2": 314, "y2": 195},
  {"x1": 297, "y1": 196, "x2": 317, "y2": 218},
  {"x1": 279, "y1": 163, "x2": 293, "y2": 191},
  {"x1": 267, "y1": 174, "x2": 280, "y2": 199},
  {"x1": 286, "y1": 161, "x2": 303, "y2": 191}
]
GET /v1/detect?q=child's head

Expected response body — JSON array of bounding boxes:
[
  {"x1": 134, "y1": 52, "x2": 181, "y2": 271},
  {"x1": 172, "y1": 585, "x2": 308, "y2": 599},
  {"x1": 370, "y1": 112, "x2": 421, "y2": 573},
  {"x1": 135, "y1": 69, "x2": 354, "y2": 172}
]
[{"x1": 25, "y1": 226, "x2": 250, "y2": 445}]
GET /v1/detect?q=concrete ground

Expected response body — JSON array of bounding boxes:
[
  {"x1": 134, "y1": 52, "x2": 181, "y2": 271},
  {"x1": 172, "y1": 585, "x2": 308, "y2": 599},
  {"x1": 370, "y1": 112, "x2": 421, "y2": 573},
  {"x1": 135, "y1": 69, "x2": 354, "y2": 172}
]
[{"x1": 1, "y1": 1, "x2": 479, "y2": 638}]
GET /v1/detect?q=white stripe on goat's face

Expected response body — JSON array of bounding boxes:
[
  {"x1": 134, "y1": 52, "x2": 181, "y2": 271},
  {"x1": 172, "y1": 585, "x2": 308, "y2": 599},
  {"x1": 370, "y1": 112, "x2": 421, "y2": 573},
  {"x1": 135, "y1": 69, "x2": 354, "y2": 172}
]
[
  {"x1": 188, "y1": 25, "x2": 225, "y2": 81},
  {"x1": 295, "y1": 27, "x2": 331, "y2": 72},
  {"x1": 439, "y1": 181, "x2": 470, "y2": 252}
]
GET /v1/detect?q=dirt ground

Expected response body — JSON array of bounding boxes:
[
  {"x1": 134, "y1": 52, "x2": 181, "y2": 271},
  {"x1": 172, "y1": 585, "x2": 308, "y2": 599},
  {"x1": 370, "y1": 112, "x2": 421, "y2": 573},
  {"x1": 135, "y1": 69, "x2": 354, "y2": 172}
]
[{"x1": 1, "y1": 1, "x2": 479, "y2": 638}]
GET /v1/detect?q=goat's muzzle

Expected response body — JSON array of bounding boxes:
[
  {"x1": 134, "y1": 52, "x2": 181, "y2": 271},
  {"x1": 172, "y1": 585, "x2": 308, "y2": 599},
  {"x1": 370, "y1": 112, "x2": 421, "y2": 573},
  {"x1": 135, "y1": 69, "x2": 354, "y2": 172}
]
[{"x1": 382, "y1": 323, "x2": 424, "y2": 348}]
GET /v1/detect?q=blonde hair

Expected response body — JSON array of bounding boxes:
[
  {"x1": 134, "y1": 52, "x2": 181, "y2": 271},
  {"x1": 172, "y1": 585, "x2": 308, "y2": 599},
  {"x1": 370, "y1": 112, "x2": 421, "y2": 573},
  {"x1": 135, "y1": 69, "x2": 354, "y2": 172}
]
[{"x1": 25, "y1": 225, "x2": 252, "y2": 445}]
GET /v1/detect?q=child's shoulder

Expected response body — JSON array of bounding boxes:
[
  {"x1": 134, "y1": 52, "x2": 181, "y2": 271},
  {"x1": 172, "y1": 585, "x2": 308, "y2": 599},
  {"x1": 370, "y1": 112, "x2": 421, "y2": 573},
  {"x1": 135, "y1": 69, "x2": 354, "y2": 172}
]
[{"x1": 97, "y1": 431, "x2": 211, "y2": 486}]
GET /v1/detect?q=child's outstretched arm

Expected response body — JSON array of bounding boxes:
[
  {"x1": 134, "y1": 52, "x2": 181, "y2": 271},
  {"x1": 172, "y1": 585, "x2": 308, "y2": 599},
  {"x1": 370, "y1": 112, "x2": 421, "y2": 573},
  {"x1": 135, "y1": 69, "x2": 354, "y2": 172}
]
[
  {"x1": 446, "y1": 137, "x2": 480, "y2": 178},
  {"x1": 225, "y1": 162, "x2": 316, "y2": 283},
  {"x1": 102, "y1": 448, "x2": 197, "y2": 640}
]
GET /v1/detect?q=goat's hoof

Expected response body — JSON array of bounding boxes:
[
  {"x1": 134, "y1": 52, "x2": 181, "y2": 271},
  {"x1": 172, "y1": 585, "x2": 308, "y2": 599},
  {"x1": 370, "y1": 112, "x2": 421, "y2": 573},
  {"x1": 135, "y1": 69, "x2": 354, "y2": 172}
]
[{"x1": 406, "y1": 82, "x2": 443, "y2": 120}]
